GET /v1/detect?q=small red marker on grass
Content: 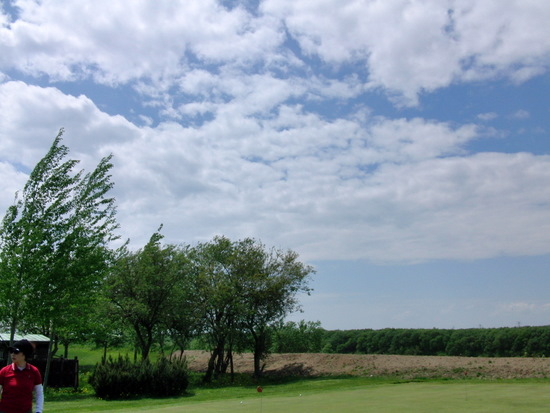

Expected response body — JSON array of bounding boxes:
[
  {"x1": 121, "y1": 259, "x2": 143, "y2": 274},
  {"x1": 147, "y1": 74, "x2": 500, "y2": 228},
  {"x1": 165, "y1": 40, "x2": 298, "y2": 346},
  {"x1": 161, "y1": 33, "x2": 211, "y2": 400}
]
[{"x1": 257, "y1": 386, "x2": 264, "y2": 413}]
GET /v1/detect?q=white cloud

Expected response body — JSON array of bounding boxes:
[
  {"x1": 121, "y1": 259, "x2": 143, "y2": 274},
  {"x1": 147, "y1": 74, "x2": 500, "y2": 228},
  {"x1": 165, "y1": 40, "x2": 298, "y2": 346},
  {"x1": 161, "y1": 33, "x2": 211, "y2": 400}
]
[
  {"x1": 1, "y1": 1, "x2": 549, "y2": 107},
  {"x1": 0, "y1": 6, "x2": 9, "y2": 28},
  {"x1": 0, "y1": 161, "x2": 28, "y2": 207},
  {"x1": 262, "y1": 0, "x2": 550, "y2": 104},
  {"x1": 1, "y1": 1, "x2": 549, "y2": 267},
  {"x1": 512, "y1": 109, "x2": 530, "y2": 120},
  {"x1": 0, "y1": 81, "x2": 139, "y2": 167},
  {"x1": 0, "y1": 0, "x2": 284, "y2": 85},
  {"x1": 294, "y1": 293, "x2": 550, "y2": 330},
  {"x1": 340, "y1": 152, "x2": 550, "y2": 263},
  {"x1": 2, "y1": 82, "x2": 550, "y2": 263},
  {"x1": 478, "y1": 112, "x2": 498, "y2": 121}
]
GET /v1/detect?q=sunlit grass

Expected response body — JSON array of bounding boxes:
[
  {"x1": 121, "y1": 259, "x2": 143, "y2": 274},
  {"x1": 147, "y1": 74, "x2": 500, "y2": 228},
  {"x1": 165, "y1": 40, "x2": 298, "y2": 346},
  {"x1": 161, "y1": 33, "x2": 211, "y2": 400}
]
[
  {"x1": 45, "y1": 378, "x2": 550, "y2": 412},
  {"x1": 43, "y1": 345, "x2": 550, "y2": 412}
]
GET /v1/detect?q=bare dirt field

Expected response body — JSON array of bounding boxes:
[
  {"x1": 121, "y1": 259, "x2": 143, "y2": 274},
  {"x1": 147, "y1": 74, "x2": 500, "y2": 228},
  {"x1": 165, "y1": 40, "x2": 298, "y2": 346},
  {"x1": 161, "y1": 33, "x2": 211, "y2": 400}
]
[{"x1": 182, "y1": 350, "x2": 550, "y2": 379}]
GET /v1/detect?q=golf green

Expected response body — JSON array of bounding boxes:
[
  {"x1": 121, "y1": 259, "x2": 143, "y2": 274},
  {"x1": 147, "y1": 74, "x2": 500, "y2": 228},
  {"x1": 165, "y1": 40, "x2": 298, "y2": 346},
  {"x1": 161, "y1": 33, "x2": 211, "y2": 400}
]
[{"x1": 58, "y1": 382, "x2": 549, "y2": 412}]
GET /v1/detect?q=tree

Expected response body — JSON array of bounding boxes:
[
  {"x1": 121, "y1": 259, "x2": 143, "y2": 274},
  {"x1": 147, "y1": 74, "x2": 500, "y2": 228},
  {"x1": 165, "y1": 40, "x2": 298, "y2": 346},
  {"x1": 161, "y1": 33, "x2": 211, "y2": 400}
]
[
  {"x1": 190, "y1": 236, "x2": 314, "y2": 380},
  {"x1": 105, "y1": 229, "x2": 194, "y2": 361},
  {"x1": 78, "y1": 293, "x2": 131, "y2": 361},
  {"x1": 164, "y1": 247, "x2": 205, "y2": 357},
  {"x1": 0, "y1": 129, "x2": 119, "y2": 385},
  {"x1": 189, "y1": 236, "x2": 240, "y2": 382},
  {"x1": 271, "y1": 320, "x2": 324, "y2": 353},
  {"x1": 0, "y1": 131, "x2": 79, "y2": 344},
  {"x1": 232, "y1": 238, "x2": 314, "y2": 377}
]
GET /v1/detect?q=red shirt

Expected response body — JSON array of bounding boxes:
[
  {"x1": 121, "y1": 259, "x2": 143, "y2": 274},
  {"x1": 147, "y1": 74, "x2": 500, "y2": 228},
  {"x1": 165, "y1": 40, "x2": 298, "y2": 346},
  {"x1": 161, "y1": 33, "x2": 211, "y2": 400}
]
[{"x1": 0, "y1": 363, "x2": 42, "y2": 413}]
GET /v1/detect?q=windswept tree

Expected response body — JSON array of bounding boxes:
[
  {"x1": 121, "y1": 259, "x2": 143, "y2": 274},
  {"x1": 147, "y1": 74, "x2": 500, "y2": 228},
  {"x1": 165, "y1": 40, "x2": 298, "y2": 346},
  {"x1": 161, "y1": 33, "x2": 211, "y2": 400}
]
[
  {"x1": 190, "y1": 236, "x2": 241, "y2": 382},
  {"x1": 233, "y1": 239, "x2": 314, "y2": 377},
  {"x1": 164, "y1": 247, "x2": 205, "y2": 356},
  {"x1": 0, "y1": 131, "x2": 79, "y2": 342},
  {"x1": 191, "y1": 236, "x2": 314, "y2": 380},
  {"x1": 0, "y1": 129, "x2": 119, "y2": 385},
  {"x1": 105, "y1": 229, "x2": 197, "y2": 361}
]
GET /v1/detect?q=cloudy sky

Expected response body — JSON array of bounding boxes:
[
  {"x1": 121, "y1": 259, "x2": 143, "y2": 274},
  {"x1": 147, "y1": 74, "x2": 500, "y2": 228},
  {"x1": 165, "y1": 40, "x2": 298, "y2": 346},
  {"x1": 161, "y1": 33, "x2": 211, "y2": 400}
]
[{"x1": 1, "y1": 0, "x2": 550, "y2": 330}]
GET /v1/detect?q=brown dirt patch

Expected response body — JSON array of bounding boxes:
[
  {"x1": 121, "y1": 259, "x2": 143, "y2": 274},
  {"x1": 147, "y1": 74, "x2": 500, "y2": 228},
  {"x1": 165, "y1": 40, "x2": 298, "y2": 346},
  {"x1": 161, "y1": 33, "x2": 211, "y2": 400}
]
[{"x1": 181, "y1": 350, "x2": 550, "y2": 379}]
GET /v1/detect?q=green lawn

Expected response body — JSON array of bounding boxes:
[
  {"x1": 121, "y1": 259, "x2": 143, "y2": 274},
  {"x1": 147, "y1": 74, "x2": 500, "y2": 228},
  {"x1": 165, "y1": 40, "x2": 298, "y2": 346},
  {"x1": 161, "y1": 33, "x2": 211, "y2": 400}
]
[
  {"x1": 47, "y1": 345, "x2": 550, "y2": 412},
  {"x1": 45, "y1": 379, "x2": 550, "y2": 412}
]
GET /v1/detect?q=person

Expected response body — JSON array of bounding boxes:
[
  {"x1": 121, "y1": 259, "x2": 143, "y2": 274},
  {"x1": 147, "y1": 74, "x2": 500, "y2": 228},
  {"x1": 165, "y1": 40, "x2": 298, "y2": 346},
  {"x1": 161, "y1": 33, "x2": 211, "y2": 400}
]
[{"x1": 0, "y1": 339, "x2": 43, "y2": 413}]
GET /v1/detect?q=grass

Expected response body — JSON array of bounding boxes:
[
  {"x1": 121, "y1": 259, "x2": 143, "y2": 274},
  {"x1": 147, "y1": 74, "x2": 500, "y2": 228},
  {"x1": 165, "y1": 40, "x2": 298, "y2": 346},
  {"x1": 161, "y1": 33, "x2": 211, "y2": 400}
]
[
  {"x1": 43, "y1": 344, "x2": 550, "y2": 412},
  {"x1": 44, "y1": 378, "x2": 550, "y2": 412}
]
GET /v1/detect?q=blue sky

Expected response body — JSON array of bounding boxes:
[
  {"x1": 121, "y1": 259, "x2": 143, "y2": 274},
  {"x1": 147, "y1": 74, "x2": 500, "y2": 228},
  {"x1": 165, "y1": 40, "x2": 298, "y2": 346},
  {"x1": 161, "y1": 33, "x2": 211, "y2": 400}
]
[{"x1": 1, "y1": 0, "x2": 550, "y2": 330}]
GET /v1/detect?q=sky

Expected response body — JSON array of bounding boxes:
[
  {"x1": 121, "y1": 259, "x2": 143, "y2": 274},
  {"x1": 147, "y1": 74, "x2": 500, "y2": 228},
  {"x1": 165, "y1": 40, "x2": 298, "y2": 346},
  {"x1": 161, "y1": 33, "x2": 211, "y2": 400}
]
[{"x1": 1, "y1": 0, "x2": 550, "y2": 331}]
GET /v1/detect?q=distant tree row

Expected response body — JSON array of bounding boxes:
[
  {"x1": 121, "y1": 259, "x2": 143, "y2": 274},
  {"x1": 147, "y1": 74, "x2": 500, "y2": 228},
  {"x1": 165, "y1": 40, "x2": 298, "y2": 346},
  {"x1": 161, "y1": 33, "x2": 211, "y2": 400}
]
[
  {"x1": 318, "y1": 326, "x2": 550, "y2": 357},
  {"x1": 182, "y1": 322, "x2": 549, "y2": 358}
]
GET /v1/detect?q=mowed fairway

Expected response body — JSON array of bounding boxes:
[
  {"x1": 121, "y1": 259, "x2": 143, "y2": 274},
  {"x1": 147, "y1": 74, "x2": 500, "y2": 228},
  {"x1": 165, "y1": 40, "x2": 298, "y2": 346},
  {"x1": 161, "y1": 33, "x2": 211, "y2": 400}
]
[{"x1": 47, "y1": 382, "x2": 550, "y2": 412}]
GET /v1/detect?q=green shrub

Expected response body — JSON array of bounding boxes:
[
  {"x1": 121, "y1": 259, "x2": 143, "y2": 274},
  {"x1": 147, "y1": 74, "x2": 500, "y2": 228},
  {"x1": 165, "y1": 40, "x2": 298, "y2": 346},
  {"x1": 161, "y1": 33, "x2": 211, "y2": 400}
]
[{"x1": 89, "y1": 355, "x2": 189, "y2": 400}]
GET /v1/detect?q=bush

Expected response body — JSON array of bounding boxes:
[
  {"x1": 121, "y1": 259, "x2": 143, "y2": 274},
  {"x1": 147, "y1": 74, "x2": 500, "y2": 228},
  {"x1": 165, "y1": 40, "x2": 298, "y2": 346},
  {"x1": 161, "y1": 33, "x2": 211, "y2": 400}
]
[
  {"x1": 149, "y1": 357, "x2": 189, "y2": 397},
  {"x1": 89, "y1": 355, "x2": 189, "y2": 400}
]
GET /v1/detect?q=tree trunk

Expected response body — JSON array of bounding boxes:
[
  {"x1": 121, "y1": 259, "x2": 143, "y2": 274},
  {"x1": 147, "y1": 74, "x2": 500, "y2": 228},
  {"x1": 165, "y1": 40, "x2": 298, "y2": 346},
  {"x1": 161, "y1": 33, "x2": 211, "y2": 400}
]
[
  {"x1": 7, "y1": 314, "x2": 18, "y2": 366},
  {"x1": 204, "y1": 341, "x2": 224, "y2": 382},
  {"x1": 204, "y1": 351, "x2": 217, "y2": 383},
  {"x1": 214, "y1": 345, "x2": 224, "y2": 377},
  {"x1": 253, "y1": 331, "x2": 267, "y2": 378},
  {"x1": 43, "y1": 325, "x2": 57, "y2": 390},
  {"x1": 134, "y1": 324, "x2": 152, "y2": 361},
  {"x1": 253, "y1": 350, "x2": 262, "y2": 378},
  {"x1": 227, "y1": 345, "x2": 234, "y2": 383}
]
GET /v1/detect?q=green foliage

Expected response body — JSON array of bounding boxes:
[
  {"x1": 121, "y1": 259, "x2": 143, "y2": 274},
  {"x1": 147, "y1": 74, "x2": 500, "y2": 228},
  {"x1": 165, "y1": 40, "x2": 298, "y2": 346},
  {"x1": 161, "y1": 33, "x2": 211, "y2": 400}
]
[
  {"x1": 105, "y1": 228, "x2": 198, "y2": 361},
  {"x1": 271, "y1": 321, "x2": 324, "y2": 353},
  {"x1": 149, "y1": 357, "x2": 190, "y2": 397},
  {"x1": 89, "y1": 355, "x2": 189, "y2": 400},
  {"x1": 0, "y1": 129, "x2": 120, "y2": 388},
  {"x1": 188, "y1": 236, "x2": 315, "y2": 380},
  {"x1": 88, "y1": 355, "x2": 141, "y2": 400},
  {"x1": 320, "y1": 326, "x2": 550, "y2": 357}
]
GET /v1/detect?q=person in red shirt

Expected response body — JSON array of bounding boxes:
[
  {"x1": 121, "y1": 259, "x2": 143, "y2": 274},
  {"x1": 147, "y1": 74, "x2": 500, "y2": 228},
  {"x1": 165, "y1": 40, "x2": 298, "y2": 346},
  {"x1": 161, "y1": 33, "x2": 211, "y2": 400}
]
[{"x1": 0, "y1": 339, "x2": 43, "y2": 413}]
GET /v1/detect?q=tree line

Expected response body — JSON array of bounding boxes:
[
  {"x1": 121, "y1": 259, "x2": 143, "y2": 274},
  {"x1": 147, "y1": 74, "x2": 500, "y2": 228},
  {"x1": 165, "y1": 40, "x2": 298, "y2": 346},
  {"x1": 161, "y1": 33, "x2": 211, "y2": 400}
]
[
  {"x1": 300, "y1": 326, "x2": 550, "y2": 357},
  {"x1": 0, "y1": 130, "x2": 314, "y2": 384}
]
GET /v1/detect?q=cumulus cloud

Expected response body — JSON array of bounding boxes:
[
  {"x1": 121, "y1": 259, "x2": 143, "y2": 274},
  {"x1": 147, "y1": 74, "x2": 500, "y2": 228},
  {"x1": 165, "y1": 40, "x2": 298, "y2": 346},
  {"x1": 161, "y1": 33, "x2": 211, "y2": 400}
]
[
  {"x1": 1, "y1": 80, "x2": 550, "y2": 263},
  {"x1": 262, "y1": 0, "x2": 550, "y2": 104},
  {"x1": 1, "y1": 1, "x2": 549, "y2": 106},
  {"x1": 0, "y1": 81, "x2": 139, "y2": 167},
  {"x1": 0, "y1": 0, "x2": 284, "y2": 85},
  {"x1": 0, "y1": 1, "x2": 549, "y2": 267}
]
